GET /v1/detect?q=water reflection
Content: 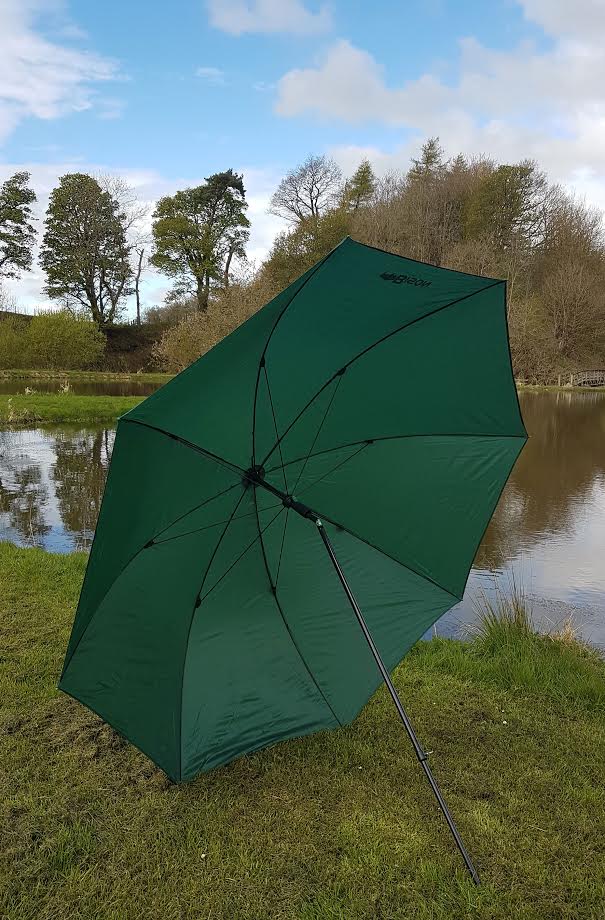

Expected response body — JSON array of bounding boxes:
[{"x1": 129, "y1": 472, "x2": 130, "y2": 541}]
[
  {"x1": 0, "y1": 391, "x2": 603, "y2": 642},
  {"x1": 476, "y1": 390, "x2": 605, "y2": 571},
  {"x1": 440, "y1": 390, "x2": 605, "y2": 645},
  {"x1": 0, "y1": 426, "x2": 114, "y2": 551},
  {"x1": 0, "y1": 379, "x2": 161, "y2": 397}
]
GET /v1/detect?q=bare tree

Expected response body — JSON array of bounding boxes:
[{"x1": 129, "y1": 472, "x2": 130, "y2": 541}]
[
  {"x1": 269, "y1": 155, "x2": 343, "y2": 223},
  {"x1": 542, "y1": 262, "x2": 605, "y2": 359},
  {"x1": 99, "y1": 175, "x2": 151, "y2": 324},
  {"x1": 133, "y1": 246, "x2": 145, "y2": 325}
]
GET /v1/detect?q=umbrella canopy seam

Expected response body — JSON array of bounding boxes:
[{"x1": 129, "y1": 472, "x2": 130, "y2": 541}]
[{"x1": 178, "y1": 488, "x2": 248, "y2": 780}]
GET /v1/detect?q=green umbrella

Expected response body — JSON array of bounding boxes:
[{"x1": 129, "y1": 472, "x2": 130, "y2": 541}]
[{"x1": 60, "y1": 237, "x2": 526, "y2": 882}]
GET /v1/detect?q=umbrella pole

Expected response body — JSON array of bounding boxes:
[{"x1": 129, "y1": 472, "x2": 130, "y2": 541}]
[{"x1": 315, "y1": 519, "x2": 480, "y2": 885}]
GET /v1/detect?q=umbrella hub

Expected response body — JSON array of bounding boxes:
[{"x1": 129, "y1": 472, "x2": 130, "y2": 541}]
[
  {"x1": 243, "y1": 464, "x2": 266, "y2": 487},
  {"x1": 243, "y1": 465, "x2": 318, "y2": 522}
]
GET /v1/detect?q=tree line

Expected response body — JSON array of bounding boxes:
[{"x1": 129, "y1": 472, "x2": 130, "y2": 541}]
[
  {"x1": 1, "y1": 140, "x2": 604, "y2": 380},
  {"x1": 0, "y1": 168, "x2": 250, "y2": 326}
]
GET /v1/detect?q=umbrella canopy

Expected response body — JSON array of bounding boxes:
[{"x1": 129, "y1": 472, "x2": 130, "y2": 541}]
[{"x1": 60, "y1": 237, "x2": 527, "y2": 784}]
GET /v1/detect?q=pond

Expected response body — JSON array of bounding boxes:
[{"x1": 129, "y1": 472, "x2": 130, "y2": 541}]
[
  {"x1": 1, "y1": 391, "x2": 604, "y2": 645},
  {"x1": 0, "y1": 378, "x2": 162, "y2": 397}
]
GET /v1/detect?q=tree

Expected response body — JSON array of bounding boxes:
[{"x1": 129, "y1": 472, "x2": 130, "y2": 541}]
[
  {"x1": 342, "y1": 159, "x2": 376, "y2": 211},
  {"x1": 151, "y1": 170, "x2": 250, "y2": 313},
  {"x1": 407, "y1": 137, "x2": 447, "y2": 183},
  {"x1": 464, "y1": 161, "x2": 549, "y2": 253},
  {"x1": 152, "y1": 276, "x2": 268, "y2": 372},
  {"x1": 133, "y1": 246, "x2": 146, "y2": 326},
  {"x1": 269, "y1": 155, "x2": 343, "y2": 223},
  {"x1": 23, "y1": 310, "x2": 106, "y2": 369},
  {"x1": 262, "y1": 209, "x2": 352, "y2": 291},
  {"x1": 40, "y1": 174, "x2": 133, "y2": 326},
  {"x1": 144, "y1": 293, "x2": 198, "y2": 326},
  {"x1": 99, "y1": 174, "x2": 150, "y2": 325},
  {"x1": 0, "y1": 172, "x2": 36, "y2": 279}
]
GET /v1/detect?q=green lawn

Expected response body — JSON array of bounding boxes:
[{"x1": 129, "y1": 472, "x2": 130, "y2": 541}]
[
  {"x1": 0, "y1": 394, "x2": 143, "y2": 424},
  {"x1": 1, "y1": 541, "x2": 605, "y2": 919}
]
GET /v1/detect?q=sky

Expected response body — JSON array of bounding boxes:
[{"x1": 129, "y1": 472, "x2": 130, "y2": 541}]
[{"x1": 1, "y1": 0, "x2": 605, "y2": 315}]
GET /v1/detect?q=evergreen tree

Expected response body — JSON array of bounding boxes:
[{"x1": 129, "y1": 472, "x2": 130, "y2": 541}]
[
  {"x1": 0, "y1": 172, "x2": 36, "y2": 279},
  {"x1": 343, "y1": 159, "x2": 376, "y2": 211},
  {"x1": 151, "y1": 170, "x2": 250, "y2": 312}
]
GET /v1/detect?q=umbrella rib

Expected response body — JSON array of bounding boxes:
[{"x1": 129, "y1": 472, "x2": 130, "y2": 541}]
[
  {"x1": 197, "y1": 505, "x2": 286, "y2": 604},
  {"x1": 295, "y1": 442, "x2": 372, "y2": 496},
  {"x1": 123, "y1": 417, "x2": 245, "y2": 478},
  {"x1": 252, "y1": 487, "x2": 343, "y2": 727},
  {"x1": 260, "y1": 279, "x2": 505, "y2": 469},
  {"x1": 313, "y1": 512, "x2": 462, "y2": 604},
  {"x1": 58, "y1": 480, "x2": 244, "y2": 681},
  {"x1": 153, "y1": 501, "x2": 284, "y2": 546},
  {"x1": 251, "y1": 244, "x2": 342, "y2": 467},
  {"x1": 273, "y1": 507, "x2": 290, "y2": 589},
  {"x1": 152, "y1": 482, "x2": 243, "y2": 542},
  {"x1": 266, "y1": 431, "x2": 526, "y2": 478},
  {"x1": 290, "y1": 374, "x2": 343, "y2": 498},
  {"x1": 262, "y1": 364, "x2": 289, "y2": 494}
]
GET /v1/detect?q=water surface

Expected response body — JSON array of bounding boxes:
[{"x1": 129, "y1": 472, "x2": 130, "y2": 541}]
[
  {"x1": 1, "y1": 391, "x2": 604, "y2": 644},
  {"x1": 0, "y1": 378, "x2": 161, "y2": 397}
]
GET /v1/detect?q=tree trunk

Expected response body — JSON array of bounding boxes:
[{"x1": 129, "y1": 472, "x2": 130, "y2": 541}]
[
  {"x1": 196, "y1": 273, "x2": 210, "y2": 312},
  {"x1": 224, "y1": 246, "x2": 235, "y2": 288},
  {"x1": 134, "y1": 248, "x2": 144, "y2": 325}
]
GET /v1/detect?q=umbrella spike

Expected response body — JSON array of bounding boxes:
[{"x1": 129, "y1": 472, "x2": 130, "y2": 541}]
[{"x1": 315, "y1": 518, "x2": 481, "y2": 886}]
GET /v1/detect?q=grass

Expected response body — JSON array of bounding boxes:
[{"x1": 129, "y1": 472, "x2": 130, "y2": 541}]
[
  {"x1": 0, "y1": 369, "x2": 172, "y2": 383},
  {"x1": 518, "y1": 384, "x2": 605, "y2": 393},
  {"x1": 1, "y1": 542, "x2": 605, "y2": 918},
  {"x1": 0, "y1": 394, "x2": 143, "y2": 424}
]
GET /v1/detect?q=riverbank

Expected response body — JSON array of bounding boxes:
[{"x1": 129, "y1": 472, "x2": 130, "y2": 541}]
[
  {"x1": 1, "y1": 541, "x2": 604, "y2": 919},
  {"x1": 0, "y1": 394, "x2": 143, "y2": 424},
  {"x1": 0, "y1": 369, "x2": 173, "y2": 383}
]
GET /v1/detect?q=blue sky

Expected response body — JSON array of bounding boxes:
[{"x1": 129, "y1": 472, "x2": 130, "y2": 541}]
[{"x1": 1, "y1": 0, "x2": 604, "y2": 313}]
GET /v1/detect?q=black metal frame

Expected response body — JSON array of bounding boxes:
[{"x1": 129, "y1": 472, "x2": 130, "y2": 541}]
[{"x1": 316, "y1": 517, "x2": 480, "y2": 885}]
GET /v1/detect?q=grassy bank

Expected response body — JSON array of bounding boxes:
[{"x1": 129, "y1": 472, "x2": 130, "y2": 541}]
[
  {"x1": 518, "y1": 384, "x2": 605, "y2": 393},
  {"x1": 0, "y1": 394, "x2": 143, "y2": 424},
  {"x1": 1, "y1": 542, "x2": 604, "y2": 919},
  {"x1": 0, "y1": 369, "x2": 172, "y2": 383}
]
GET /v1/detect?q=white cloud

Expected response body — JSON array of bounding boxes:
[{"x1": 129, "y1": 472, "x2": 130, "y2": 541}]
[
  {"x1": 206, "y1": 0, "x2": 331, "y2": 36},
  {"x1": 195, "y1": 66, "x2": 226, "y2": 85},
  {"x1": 0, "y1": 0, "x2": 119, "y2": 144},
  {"x1": 0, "y1": 162, "x2": 283, "y2": 314},
  {"x1": 275, "y1": 7, "x2": 605, "y2": 209},
  {"x1": 276, "y1": 40, "x2": 451, "y2": 124},
  {"x1": 519, "y1": 0, "x2": 605, "y2": 40}
]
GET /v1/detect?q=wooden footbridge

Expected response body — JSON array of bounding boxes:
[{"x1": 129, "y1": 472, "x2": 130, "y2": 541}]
[{"x1": 568, "y1": 370, "x2": 605, "y2": 387}]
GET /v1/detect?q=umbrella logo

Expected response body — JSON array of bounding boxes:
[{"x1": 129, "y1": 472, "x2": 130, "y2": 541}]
[{"x1": 380, "y1": 271, "x2": 432, "y2": 287}]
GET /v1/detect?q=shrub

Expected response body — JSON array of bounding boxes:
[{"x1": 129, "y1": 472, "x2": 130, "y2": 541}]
[
  {"x1": 152, "y1": 278, "x2": 271, "y2": 372},
  {"x1": 23, "y1": 311, "x2": 106, "y2": 370},
  {"x1": 0, "y1": 315, "x2": 28, "y2": 369}
]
